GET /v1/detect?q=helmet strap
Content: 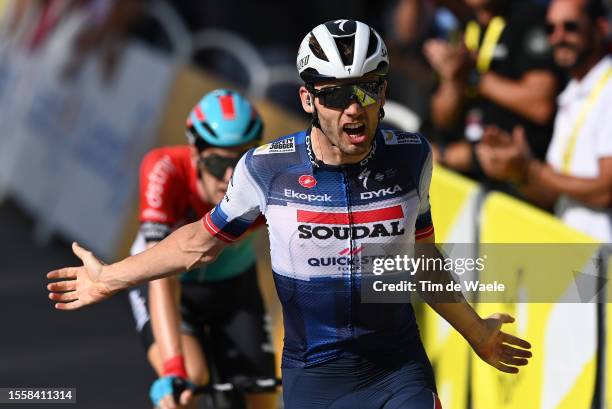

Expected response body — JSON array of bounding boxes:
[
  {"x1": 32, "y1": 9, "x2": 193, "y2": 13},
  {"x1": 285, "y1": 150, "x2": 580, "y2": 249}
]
[
  {"x1": 311, "y1": 106, "x2": 322, "y2": 130},
  {"x1": 305, "y1": 87, "x2": 321, "y2": 130},
  {"x1": 378, "y1": 107, "x2": 385, "y2": 121}
]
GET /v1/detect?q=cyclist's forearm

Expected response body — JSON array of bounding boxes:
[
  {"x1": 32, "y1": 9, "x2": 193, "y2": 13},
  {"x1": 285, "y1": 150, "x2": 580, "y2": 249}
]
[
  {"x1": 428, "y1": 302, "x2": 485, "y2": 345},
  {"x1": 101, "y1": 220, "x2": 223, "y2": 292},
  {"x1": 413, "y1": 238, "x2": 484, "y2": 340},
  {"x1": 149, "y1": 277, "x2": 184, "y2": 365},
  {"x1": 413, "y1": 237, "x2": 465, "y2": 303}
]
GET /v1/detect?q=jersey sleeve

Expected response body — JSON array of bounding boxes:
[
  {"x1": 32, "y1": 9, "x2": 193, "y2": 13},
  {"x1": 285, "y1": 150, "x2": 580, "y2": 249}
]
[
  {"x1": 138, "y1": 150, "x2": 181, "y2": 242},
  {"x1": 203, "y1": 152, "x2": 264, "y2": 243},
  {"x1": 415, "y1": 143, "x2": 434, "y2": 240}
]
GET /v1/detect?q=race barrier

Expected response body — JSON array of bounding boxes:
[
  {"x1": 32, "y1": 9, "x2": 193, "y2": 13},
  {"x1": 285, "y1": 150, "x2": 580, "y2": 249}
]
[
  {"x1": 0, "y1": 7, "x2": 175, "y2": 260},
  {"x1": 421, "y1": 167, "x2": 481, "y2": 409},
  {"x1": 0, "y1": 2, "x2": 308, "y2": 261},
  {"x1": 422, "y1": 178, "x2": 607, "y2": 409},
  {"x1": 472, "y1": 193, "x2": 599, "y2": 409}
]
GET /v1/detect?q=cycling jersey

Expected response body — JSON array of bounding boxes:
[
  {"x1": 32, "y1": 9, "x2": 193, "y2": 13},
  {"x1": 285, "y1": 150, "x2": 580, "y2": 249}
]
[
  {"x1": 137, "y1": 146, "x2": 256, "y2": 282},
  {"x1": 203, "y1": 128, "x2": 434, "y2": 368},
  {"x1": 130, "y1": 146, "x2": 274, "y2": 409}
]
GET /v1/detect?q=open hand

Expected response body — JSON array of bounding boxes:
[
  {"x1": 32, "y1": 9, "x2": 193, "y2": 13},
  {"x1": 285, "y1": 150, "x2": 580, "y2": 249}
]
[
  {"x1": 423, "y1": 39, "x2": 472, "y2": 82},
  {"x1": 47, "y1": 242, "x2": 115, "y2": 310},
  {"x1": 469, "y1": 313, "x2": 532, "y2": 374}
]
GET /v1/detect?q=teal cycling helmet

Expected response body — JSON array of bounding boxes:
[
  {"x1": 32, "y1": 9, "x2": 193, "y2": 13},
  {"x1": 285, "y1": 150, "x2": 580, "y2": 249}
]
[{"x1": 186, "y1": 89, "x2": 263, "y2": 151}]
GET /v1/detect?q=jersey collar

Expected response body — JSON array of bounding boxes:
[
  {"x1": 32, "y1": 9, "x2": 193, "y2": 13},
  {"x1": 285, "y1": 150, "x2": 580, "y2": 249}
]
[{"x1": 305, "y1": 127, "x2": 379, "y2": 170}]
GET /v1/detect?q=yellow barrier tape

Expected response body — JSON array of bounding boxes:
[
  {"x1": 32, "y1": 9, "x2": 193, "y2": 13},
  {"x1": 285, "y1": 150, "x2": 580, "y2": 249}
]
[{"x1": 473, "y1": 192, "x2": 597, "y2": 409}]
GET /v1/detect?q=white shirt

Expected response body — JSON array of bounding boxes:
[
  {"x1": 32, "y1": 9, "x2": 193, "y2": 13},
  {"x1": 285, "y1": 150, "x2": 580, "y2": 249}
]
[{"x1": 546, "y1": 56, "x2": 612, "y2": 241}]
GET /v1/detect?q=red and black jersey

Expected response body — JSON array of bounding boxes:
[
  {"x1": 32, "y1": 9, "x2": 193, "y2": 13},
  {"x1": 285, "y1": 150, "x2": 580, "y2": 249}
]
[{"x1": 138, "y1": 146, "x2": 210, "y2": 241}]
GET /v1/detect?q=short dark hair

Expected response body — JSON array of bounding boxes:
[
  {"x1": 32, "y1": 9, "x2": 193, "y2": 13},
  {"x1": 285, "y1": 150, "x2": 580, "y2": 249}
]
[{"x1": 584, "y1": 0, "x2": 608, "y2": 21}]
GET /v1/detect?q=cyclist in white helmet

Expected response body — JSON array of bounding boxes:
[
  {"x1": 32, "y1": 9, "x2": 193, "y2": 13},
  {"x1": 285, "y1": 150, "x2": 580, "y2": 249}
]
[{"x1": 48, "y1": 20, "x2": 531, "y2": 409}]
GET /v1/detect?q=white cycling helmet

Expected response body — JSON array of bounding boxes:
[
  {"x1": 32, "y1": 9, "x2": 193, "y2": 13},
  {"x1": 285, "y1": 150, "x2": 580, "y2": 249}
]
[{"x1": 297, "y1": 19, "x2": 389, "y2": 83}]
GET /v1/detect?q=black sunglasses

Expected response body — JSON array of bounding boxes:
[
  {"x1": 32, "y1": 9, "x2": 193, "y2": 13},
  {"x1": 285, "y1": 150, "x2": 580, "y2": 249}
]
[
  {"x1": 198, "y1": 154, "x2": 241, "y2": 180},
  {"x1": 308, "y1": 80, "x2": 384, "y2": 109},
  {"x1": 545, "y1": 20, "x2": 580, "y2": 35}
]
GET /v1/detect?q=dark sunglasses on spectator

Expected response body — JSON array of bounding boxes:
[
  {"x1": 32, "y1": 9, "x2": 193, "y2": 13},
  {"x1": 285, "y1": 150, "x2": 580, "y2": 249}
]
[
  {"x1": 308, "y1": 80, "x2": 384, "y2": 109},
  {"x1": 545, "y1": 20, "x2": 580, "y2": 35},
  {"x1": 199, "y1": 154, "x2": 241, "y2": 180}
]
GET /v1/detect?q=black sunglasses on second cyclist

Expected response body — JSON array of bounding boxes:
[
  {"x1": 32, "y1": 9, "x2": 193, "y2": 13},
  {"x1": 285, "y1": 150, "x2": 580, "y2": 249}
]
[
  {"x1": 545, "y1": 20, "x2": 580, "y2": 35},
  {"x1": 307, "y1": 80, "x2": 384, "y2": 109},
  {"x1": 198, "y1": 154, "x2": 241, "y2": 180}
]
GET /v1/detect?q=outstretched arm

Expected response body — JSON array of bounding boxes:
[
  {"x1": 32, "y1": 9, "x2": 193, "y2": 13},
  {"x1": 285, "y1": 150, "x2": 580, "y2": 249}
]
[
  {"x1": 47, "y1": 219, "x2": 226, "y2": 310},
  {"x1": 415, "y1": 233, "x2": 532, "y2": 373}
]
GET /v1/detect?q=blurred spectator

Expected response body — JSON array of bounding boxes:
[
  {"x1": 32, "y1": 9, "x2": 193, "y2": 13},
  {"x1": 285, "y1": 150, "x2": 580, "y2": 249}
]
[
  {"x1": 0, "y1": 0, "x2": 146, "y2": 83},
  {"x1": 423, "y1": 0, "x2": 560, "y2": 193},
  {"x1": 62, "y1": 0, "x2": 147, "y2": 83},
  {"x1": 28, "y1": 0, "x2": 73, "y2": 51},
  {"x1": 383, "y1": 0, "x2": 469, "y2": 130},
  {"x1": 0, "y1": 1, "x2": 30, "y2": 39},
  {"x1": 476, "y1": 0, "x2": 612, "y2": 241},
  {"x1": 0, "y1": 0, "x2": 71, "y2": 49}
]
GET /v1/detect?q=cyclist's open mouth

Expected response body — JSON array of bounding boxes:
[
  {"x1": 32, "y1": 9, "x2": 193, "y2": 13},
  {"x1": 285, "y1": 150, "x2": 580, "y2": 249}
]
[{"x1": 343, "y1": 122, "x2": 367, "y2": 144}]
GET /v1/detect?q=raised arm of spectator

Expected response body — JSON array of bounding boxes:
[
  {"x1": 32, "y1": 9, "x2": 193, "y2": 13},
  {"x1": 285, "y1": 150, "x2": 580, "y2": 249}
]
[{"x1": 424, "y1": 39, "x2": 471, "y2": 130}]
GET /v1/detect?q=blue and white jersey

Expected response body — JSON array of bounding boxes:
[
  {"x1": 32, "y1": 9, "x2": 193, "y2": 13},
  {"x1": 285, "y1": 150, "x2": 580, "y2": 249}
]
[{"x1": 203, "y1": 128, "x2": 434, "y2": 368}]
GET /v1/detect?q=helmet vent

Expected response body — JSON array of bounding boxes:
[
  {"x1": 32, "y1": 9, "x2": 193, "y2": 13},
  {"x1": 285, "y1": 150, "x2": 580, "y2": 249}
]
[
  {"x1": 335, "y1": 36, "x2": 355, "y2": 66},
  {"x1": 202, "y1": 122, "x2": 217, "y2": 139},
  {"x1": 190, "y1": 125, "x2": 208, "y2": 152},
  {"x1": 366, "y1": 29, "x2": 378, "y2": 58},
  {"x1": 243, "y1": 118, "x2": 257, "y2": 138},
  {"x1": 308, "y1": 35, "x2": 329, "y2": 62}
]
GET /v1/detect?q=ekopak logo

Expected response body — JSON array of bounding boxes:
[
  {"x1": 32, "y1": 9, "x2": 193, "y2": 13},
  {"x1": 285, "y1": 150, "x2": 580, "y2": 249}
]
[{"x1": 299, "y1": 175, "x2": 317, "y2": 188}]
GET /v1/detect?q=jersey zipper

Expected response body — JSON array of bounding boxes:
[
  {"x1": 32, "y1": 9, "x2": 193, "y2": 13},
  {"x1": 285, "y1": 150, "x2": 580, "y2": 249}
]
[{"x1": 342, "y1": 166, "x2": 355, "y2": 338}]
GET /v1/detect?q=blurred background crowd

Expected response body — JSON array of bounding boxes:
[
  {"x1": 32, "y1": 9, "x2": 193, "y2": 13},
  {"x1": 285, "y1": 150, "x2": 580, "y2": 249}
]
[
  {"x1": 0, "y1": 0, "x2": 612, "y2": 242},
  {"x1": 1, "y1": 0, "x2": 612, "y2": 243},
  {"x1": 1, "y1": 0, "x2": 612, "y2": 408}
]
